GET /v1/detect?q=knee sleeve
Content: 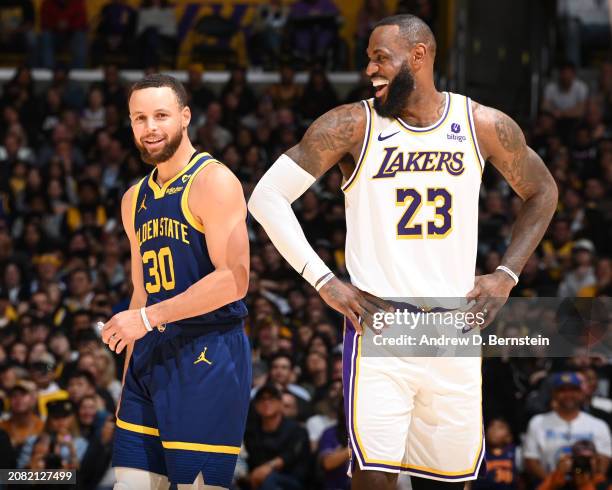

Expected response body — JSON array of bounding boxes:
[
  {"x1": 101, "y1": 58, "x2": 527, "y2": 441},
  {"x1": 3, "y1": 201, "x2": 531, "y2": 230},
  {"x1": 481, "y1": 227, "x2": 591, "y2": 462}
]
[{"x1": 410, "y1": 476, "x2": 465, "y2": 490}]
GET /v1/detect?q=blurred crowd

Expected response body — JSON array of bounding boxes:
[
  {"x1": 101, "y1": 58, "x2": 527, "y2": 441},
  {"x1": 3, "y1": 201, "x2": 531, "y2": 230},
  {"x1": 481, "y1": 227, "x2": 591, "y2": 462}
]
[
  {"x1": 0, "y1": 0, "x2": 404, "y2": 70},
  {"x1": 0, "y1": 17, "x2": 612, "y2": 490}
]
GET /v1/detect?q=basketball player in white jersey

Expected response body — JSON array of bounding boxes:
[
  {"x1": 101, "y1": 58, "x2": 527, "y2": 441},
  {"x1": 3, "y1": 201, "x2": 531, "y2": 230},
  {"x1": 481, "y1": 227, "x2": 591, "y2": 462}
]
[{"x1": 248, "y1": 14, "x2": 557, "y2": 490}]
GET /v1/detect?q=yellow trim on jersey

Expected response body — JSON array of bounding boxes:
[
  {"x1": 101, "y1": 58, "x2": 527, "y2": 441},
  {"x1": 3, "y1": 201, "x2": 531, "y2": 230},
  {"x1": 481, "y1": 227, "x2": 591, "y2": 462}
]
[
  {"x1": 351, "y1": 335, "x2": 484, "y2": 476},
  {"x1": 342, "y1": 100, "x2": 373, "y2": 193},
  {"x1": 116, "y1": 417, "x2": 160, "y2": 436},
  {"x1": 395, "y1": 92, "x2": 451, "y2": 135},
  {"x1": 180, "y1": 158, "x2": 220, "y2": 233},
  {"x1": 161, "y1": 441, "x2": 241, "y2": 455},
  {"x1": 147, "y1": 152, "x2": 212, "y2": 199},
  {"x1": 130, "y1": 177, "x2": 147, "y2": 226},
  {"x1": 465, "y1": 96, "x2": 485, "y2": 175}
]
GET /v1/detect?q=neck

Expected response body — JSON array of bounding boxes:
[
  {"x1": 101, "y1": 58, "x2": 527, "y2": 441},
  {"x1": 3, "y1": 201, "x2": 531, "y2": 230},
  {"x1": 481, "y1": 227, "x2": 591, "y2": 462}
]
[
  {"x1": 556, "y1": 409, "x2": 580, "y2": 421},
  {"x1": 399, "y1": 82, "x2": 444, "y2": 127},
  {"x1": 261, "y1": 413, "x2": 282, "y2": 432},
  {"x1": 154, "y1": 137, "x2": 196, "y2": 185}
]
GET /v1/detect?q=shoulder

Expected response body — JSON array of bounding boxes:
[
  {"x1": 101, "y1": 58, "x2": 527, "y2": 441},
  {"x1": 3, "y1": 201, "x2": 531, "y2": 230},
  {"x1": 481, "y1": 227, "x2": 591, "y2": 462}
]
[
  {"x1": 191, "y1": 161, "x2": 242, "y2": 196},
  {"x1": 189, "y1": 161, "x2": 246, "y2": 216},
  {"x1": 301, "y1": 101, "x2": 367, "y2": 151},
  {"x1": 120, "y1": 180, "x2": 145, "y2": 219},
  {"x1": 471, "y1": 99, "x2": 526, "y2": 158},
  {"x1": 121, "y1": 180, "x2": 144, "y2": 207},
  {"x1": 580, "y1": 411, "x2": 610, "y2": 430},
  {"x1": 526, "y1": 413, "x2": 547, "y2": 431}
]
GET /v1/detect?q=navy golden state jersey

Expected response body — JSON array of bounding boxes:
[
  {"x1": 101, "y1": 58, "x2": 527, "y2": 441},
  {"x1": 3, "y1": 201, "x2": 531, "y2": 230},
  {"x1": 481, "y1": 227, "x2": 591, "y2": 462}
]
[{"x1": 131, "y1": 151, "x2": 247, "y2": 327}]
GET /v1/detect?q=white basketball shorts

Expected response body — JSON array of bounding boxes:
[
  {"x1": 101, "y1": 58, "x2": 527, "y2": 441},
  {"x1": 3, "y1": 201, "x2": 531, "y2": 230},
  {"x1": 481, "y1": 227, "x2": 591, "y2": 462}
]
[{"x1": 342, "y1": 318, "x2": 485, "y2": 482}]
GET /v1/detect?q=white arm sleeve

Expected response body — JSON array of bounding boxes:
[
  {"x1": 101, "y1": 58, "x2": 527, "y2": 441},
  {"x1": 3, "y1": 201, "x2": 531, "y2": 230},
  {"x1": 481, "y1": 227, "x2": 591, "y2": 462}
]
[{"x1": 248, "y1": 154, "x2": 334, "y2": 290}]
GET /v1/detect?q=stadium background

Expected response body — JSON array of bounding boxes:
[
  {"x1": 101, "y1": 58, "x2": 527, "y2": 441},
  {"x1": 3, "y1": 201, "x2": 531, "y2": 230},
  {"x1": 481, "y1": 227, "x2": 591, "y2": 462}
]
[{"x1": 0, "y1": 0, "x2": 611, "y2": 489}]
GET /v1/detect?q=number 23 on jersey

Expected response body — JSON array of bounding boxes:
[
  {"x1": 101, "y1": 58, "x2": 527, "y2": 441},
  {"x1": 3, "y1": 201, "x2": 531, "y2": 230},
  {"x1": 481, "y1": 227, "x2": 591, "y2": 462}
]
[{"x1": 396, "y1": 187, "x2": 452, "y2": 239}]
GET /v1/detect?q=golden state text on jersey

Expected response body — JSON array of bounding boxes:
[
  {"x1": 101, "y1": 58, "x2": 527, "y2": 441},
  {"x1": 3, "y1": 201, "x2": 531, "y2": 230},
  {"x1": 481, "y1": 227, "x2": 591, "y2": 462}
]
[{"x1": 132, "y1": 152, "x2": 247, "y2": 326}]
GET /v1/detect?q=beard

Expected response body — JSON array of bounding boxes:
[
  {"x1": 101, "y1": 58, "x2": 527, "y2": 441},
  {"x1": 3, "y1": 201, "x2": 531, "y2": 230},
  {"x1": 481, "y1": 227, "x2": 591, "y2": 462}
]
[
  {"x1": 373, "y1": 62, "x2": 415, "y2": 119},
  {"x1": 135, "y1": 127, "x2": 183, "y2": 166}
]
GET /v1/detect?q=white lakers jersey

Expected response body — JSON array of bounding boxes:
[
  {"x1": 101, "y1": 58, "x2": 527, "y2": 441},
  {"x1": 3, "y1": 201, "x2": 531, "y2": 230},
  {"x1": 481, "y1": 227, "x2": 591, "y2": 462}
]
[{"x1": 342, "y1": 92, "x2": 484, "y2": 298}]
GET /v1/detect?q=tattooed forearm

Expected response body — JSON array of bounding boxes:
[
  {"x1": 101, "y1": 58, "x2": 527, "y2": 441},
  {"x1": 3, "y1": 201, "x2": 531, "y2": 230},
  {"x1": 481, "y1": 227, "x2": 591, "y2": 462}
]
[{"x1": 286, "y1": 103, "x2": 365, "y2": 178}]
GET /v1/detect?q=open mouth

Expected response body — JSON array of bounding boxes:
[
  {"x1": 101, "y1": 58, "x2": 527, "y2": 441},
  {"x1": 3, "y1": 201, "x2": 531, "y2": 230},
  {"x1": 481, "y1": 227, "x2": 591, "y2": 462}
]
[
  {"x1": 372, "y1": 79, "x2": 389, "y2": 98},
  {"x1": 143, "y1": 137, "x2": 165, "y2": 149}
]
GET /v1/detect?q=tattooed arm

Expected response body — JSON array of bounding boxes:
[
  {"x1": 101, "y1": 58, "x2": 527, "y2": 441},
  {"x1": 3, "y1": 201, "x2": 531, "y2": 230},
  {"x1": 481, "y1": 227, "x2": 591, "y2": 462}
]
[
  {"x1": 473, "y1": 103, "x2": 558, "y2": 275},
  {"x1": 463, "y1": 103, "x2": 558, "y2": 328},
  {"x1": 285, "y1": 102, "x2": 366, "y2": 178}
]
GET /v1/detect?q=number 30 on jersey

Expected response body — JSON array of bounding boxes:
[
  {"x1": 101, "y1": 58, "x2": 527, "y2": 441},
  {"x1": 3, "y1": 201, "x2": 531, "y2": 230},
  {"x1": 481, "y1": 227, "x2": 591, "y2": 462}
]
[
  {"x1": 396, "y1": 187, "x2": 452, "y2": 239},
  {"x1": 142, "y1": 246, "x2": 176, "y2": 293}
]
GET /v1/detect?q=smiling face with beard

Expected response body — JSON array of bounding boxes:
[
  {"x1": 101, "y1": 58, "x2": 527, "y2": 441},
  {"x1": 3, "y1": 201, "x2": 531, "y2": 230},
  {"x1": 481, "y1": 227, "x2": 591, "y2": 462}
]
[
  {"x1": 372, "y1": 61, "x2": 415, "y2": 118},
  {"x1": 134, "y1": 122, "x2": 183, "y2": 166},
  {"x1": 129, "y1": 86, "x2": 189, "y2": 166}
]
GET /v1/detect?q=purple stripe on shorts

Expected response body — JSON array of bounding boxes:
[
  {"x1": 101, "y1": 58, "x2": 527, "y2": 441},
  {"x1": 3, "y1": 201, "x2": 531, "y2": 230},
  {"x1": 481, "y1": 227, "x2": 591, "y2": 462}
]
[{"x1": 342, "y1": 318, "x2": 366, "y2": 467}]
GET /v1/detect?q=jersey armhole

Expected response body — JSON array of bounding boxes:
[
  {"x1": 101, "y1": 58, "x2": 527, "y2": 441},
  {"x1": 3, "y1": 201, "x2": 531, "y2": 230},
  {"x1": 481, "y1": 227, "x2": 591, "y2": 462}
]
[
  {"x1": 130, "y1": 177, "x2": 146, "y2": 229},
  {"x1": 180, "y1": 159, "x2": 220, "y2": 234},
  {"x1": 466, "y1": 97, "x2": 485, "y2": 176},
  {"x1": 341, "y1": 99, "x2": 372, "y2": 193}
]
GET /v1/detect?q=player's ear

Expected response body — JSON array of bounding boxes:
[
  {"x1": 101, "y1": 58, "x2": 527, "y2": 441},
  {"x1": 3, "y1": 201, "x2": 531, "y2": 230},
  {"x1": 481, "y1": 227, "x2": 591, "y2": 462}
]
[
  {"x1": 182, "y1": 105, "x2": 191, "y2": 129},
  {"x1": 412, "y1": 43, "x2": 427, "y2": 68}
]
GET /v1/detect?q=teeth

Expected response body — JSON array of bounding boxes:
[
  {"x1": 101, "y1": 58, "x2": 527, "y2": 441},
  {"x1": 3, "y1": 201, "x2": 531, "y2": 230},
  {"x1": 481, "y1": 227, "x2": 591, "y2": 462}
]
[{"x1": 372, "y1": 79, "x2": 389, "y2": 87}]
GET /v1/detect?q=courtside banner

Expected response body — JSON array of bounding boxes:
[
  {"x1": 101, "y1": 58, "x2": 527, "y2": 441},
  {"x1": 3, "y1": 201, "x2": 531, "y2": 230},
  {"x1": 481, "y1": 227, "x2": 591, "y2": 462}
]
[{"x1": 357, "y1": 297, "x2": 611, "y2": 358}]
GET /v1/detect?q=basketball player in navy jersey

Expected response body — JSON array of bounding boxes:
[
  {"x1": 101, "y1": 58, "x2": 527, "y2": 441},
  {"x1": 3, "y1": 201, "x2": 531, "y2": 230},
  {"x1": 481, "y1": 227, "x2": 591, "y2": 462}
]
[
  {"x1": 249, "y1": 14, "x2": 557, "y2": 490},
  {"x1": 101, "y1": 74, "x2": 250, "y2": 489}
]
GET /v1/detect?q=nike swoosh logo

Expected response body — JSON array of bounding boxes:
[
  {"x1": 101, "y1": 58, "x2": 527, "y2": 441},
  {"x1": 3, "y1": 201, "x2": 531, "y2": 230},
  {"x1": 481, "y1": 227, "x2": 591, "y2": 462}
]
[{"x1": 378, "y1": 131, "x2": 399, "y2": 142}]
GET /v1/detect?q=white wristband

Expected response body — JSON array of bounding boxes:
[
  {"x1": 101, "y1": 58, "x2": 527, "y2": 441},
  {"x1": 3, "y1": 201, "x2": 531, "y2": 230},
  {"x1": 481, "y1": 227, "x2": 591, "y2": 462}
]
[
  {"x1": 314, "y1": 272, "x2": 335, "y2": 291},
  {"x1": 140, "y1": 307, "x2": 153, "y2": 332},
  {"x1": 496, "y1": 265, "x2": 519, "y2": 285}
]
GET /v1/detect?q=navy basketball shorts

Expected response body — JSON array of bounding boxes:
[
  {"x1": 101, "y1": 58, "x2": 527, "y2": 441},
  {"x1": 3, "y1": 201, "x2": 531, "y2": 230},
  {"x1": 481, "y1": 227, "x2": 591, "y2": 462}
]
[{"x1": 113, "y1": 321, "x2": 251, "y2": 486}]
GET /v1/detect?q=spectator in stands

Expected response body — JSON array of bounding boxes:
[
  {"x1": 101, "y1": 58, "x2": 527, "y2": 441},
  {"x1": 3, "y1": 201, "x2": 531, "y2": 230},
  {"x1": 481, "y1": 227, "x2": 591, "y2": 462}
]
[
  {"x1": 0, "y1": 1, "x2": 36, "y2": 64},
  {"x1": 249, "y1": 0, "x2": 290, "y2": 68},
  {"x1": 222, "y1": 66, "x2": 257, "y2": 115},
  {"x1": 558, "y1": 239, "x2": 597, "y2": 297},
  {"x1": 306, "y1": 379, "x2": 341, "y2": 451},
  {"x1": 19, "y1": 399, "x2": 87, "y2": 469},
  {"x1": 542, "y1": 62, "x2": 589, "y2": 143},
  {"x1": 185, "y1": 63, "x2": 216, "y2": 112},
  {"x1": 254, "y1": 351, "x2": 311, "y2": 403},
  {"x1": 0, "y1": 380, "x2": 43, "y2": 455},
  {"x1": 29, "y1": 353, "x2": 67, "y2": 418},
  {"x1": 523, "y1": 372, "x2": 611, "y2": 485},
  {"x1": 267, "y1": 65, "x2": 303, "y2": 110},
  {"x1": 80, "y1": 87, "x2": 106, "y2": 135},
  {"x1": 298, "y1": 68, "x2": 338, "y2": 121},
  {"x1": 288, "y1": 0, "x2": 340, "y2": 65},
  {"x1": 244, "y1": 384, "x2": 310, "y2": 489},
  {"x1": 91, "y1": 0, "x2": 136, "y2": 67},
  {"x1": 64, "y1": 268, "x2": 94, "y2": 312},
  {"x1": 317, "y1": 398, "x2": 349, "y2": 490},
  {"x1": 541, "y1": 217, "x2": 574, "y2": 282},
  {"x1": 135, "y1": 0, "x2": 177, "y2": 68},
  {"x1": 39, "y1": 0, "x2": 88, "y2": 69},
  {"x1": 473, "y1": 418, "x2": 520, "y2": 489},
  {"x1": 536, "y1": 439, "x2": 611, "y2": 490},
  {"x1": 195, "y1": 101, "x2": 233, "y2": 153}
]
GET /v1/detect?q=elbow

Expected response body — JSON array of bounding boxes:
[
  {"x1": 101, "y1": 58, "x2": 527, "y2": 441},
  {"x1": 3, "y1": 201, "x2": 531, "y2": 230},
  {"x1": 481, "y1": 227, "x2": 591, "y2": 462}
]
[
  {"x1": 232, "y1": 266, "x2": 249, "y2": 300},
  {"x1": 246, "y1": 186, "x2": 263, "y2": 221},
  {"x1": 546, "y1": 178, "x2": 559, "y2": 212}
]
